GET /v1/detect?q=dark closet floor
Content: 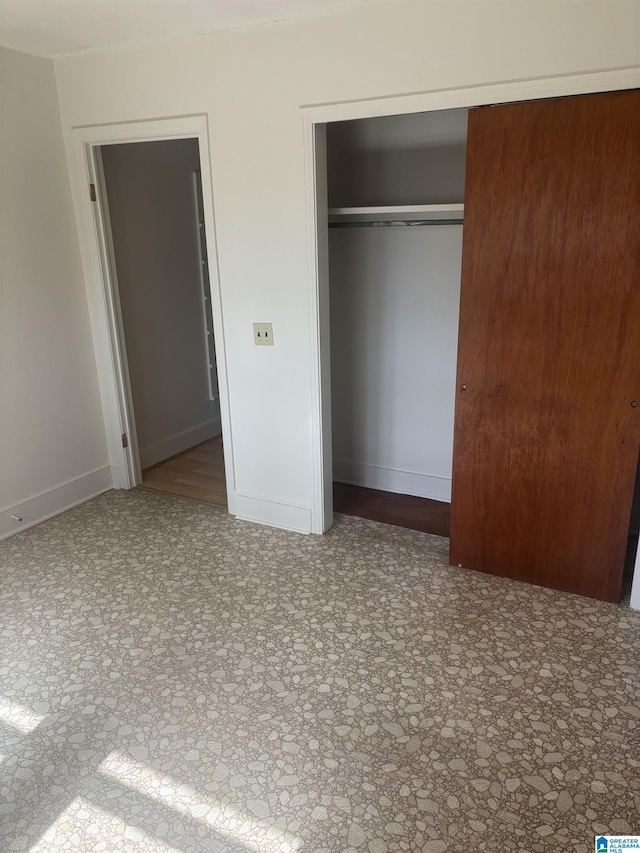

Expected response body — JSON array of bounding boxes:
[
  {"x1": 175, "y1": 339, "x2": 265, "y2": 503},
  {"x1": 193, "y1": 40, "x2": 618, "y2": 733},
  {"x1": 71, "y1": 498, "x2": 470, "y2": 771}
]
[{"x1": 333, "y1": 481, "x2": 450, "y2": 537}]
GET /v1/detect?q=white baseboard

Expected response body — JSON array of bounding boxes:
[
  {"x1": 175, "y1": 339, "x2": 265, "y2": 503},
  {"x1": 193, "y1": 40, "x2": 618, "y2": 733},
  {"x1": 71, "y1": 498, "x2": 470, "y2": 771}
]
[
  {"x1": 139, "y1": 416, "x2": 222, "y2": 469},
  {"x1": 334, "y1": 460, "x2": 452, "y2": 503},
  {"x1": 234, "y1": 492, "x2": 312, "y2": 534},
  {"x1": 0, "y1": 466, "x2": 113, "y2": 541}
]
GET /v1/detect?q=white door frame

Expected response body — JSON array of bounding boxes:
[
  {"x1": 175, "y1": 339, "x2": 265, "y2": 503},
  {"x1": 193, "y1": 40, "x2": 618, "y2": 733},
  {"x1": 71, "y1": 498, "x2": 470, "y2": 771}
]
[
  {"x1": 301, "y1": 66, "x2": 640, "y2": 606},
  {"x1": 68, "y1": 115, "x2": 236, "y2": 514}
]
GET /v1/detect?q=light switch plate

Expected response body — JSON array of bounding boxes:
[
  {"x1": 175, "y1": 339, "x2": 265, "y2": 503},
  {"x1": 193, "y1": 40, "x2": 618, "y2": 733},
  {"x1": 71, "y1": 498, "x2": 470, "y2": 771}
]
[{"x1": 253, "y1": 323, "x2": 274, "y2": 346}]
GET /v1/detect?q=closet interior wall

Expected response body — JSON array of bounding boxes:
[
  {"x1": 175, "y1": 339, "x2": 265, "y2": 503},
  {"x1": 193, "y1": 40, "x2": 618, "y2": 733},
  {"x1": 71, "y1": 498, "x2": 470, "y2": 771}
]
[{"x1": 327, "y1": 109, "x2": 468, "y2": 506}]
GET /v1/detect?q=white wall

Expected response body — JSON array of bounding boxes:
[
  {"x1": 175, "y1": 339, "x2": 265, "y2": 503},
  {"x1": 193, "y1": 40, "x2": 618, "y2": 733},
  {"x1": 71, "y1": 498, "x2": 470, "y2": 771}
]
[
  {"x1": 330, "y1": 225, "x2": 462, "y2": 502},
  {"x1": 101, "y1": 140, "x2": 221, "y2": 470},
  {"x1": 0, "y1": 48, "x2": 109, "y2": 540},
  {"x1": 327, "y1": 109, "x2": 468, "y2": 207},
  {"x1": 53, "y1": 0, "x2": 640, "y2": 532},
  {"x1": 632, "y1": 542, "x2": 640, "y2": 609},
  {"x1": 328, "y1": 109, "x2": 466, "y2": 502}
]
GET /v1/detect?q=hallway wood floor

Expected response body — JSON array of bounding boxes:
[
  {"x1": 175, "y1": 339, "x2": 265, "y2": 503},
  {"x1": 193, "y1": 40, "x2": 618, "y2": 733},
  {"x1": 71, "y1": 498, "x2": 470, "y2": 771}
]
[
  {"x1": 139, "y1": 436, "x2": 227, "y2": 507},
  {"x1": 140, "y1": 440, "x2": 451, "y2": 534}
]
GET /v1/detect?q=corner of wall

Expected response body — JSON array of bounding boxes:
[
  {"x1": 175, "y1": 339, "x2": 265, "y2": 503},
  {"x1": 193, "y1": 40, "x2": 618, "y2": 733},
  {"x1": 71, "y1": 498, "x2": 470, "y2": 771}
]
[{"x1": 0, "y1": 466, "x2": 113, "y2": 542}]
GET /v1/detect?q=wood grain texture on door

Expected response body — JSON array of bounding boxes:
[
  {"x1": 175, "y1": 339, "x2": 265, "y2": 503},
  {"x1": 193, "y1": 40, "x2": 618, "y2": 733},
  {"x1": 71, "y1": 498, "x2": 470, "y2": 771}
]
[{"x1": 450, "y1": 90, "x2": 640, "y2": 602}]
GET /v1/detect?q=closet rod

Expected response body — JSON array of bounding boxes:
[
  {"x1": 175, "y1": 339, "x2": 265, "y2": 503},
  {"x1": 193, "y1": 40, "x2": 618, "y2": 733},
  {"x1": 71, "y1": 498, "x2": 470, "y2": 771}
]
[{"x1": 329, "y1": 219, "x2": 464, "y2": 228}]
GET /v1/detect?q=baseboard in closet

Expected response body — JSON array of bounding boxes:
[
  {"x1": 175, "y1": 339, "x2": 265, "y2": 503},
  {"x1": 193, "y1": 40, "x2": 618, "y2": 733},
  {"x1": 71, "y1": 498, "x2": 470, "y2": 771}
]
[{"x1": 333, "y1": 460, "x2": 452, "y2": 503}]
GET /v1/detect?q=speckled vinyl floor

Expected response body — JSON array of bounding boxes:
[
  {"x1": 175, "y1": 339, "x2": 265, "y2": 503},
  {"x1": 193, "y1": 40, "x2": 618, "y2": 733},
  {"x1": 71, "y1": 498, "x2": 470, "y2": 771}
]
[{"x1": 0, "y1": 490, "x2": 638, "y2": 853}]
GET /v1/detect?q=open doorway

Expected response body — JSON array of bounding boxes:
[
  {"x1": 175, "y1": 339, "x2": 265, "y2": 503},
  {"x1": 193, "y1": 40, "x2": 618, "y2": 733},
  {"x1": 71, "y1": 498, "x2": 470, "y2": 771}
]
[
  {"x1": 98, "y1": 138, "x2": 226, "y2": 507},
  {"x1": 325, "y1": 108, "x2": 467, "y2": 536}
]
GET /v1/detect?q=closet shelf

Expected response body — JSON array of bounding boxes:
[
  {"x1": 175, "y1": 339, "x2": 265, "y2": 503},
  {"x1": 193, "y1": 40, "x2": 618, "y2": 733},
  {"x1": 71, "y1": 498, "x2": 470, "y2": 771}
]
[{"x1": 328, "y1": 203, "x2": 464, "y2": 224}]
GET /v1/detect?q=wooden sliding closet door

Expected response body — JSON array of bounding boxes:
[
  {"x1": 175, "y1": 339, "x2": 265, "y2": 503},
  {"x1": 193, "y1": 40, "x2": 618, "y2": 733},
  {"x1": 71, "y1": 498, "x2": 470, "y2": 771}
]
[{"x1": 450, "y1": 90, "x2": 640, "y2": 602}]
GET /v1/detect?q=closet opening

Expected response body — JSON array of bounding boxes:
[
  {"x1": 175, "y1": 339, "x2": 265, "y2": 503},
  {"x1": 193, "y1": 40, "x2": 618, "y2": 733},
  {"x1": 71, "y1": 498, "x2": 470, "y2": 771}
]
[
  {"x1": 310, "y1": 79, "x2": 640, "y2": 605},
  {"x1": 98, "y1": 139, "x2": 227, "y2": 508},
  {"x1": 326, "y1": 108, "x2": 467, "y2": 536}
]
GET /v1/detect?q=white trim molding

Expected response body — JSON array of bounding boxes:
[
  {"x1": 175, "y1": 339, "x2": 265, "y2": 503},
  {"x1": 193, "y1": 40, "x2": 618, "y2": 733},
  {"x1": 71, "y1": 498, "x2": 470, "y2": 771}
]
[
  {"x1": 0, "y1": 467, "x2": 112, "y2": 541},
  {"x1": 301, "y1": 67, "x2": 640, "y2": 124},
  {"x1": 334, "y1": 462, "x2": 452, "y2": 504},
  {"x1": 234, "y1": 493, "x2": 312, "y2": 535},
  {"x1": 301, "y1": 66, "x2": 640, "y2": 610},
  {"x1": 304, "y1": 120, "x2": 332, "y2": 535},
  {"x1": 631, "y1": 541, "x2": 640, "y2": 611},
  {"x1": 65, "y1": 115, "x2": 237, "y2": 515}
]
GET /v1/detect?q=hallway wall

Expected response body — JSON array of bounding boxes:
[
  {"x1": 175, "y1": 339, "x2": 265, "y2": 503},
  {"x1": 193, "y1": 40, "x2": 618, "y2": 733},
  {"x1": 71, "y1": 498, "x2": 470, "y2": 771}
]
[{"x1": 101, "y1": 139, "x2": 221, "y2": 469}]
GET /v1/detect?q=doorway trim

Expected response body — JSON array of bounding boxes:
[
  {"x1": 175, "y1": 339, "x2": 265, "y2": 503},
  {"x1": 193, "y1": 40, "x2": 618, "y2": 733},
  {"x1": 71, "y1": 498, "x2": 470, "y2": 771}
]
[
  {"x1": 301, "y1": 66, "x2": 640, "y2": 603},
  {"x1": 68, "y1": 115, "x2": 236, "y2": 514}
]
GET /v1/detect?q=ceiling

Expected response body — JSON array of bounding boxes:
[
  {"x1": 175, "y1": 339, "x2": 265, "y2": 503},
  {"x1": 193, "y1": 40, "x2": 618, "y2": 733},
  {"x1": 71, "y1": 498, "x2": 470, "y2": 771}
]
[{"x1": 0, "y1": 0, "x2": 367, "y2": 58}]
